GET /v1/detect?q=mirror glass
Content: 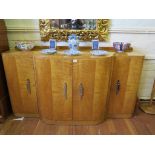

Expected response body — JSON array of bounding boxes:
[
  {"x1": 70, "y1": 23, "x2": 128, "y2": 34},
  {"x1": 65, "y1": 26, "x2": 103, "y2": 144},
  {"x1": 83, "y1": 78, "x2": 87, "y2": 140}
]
[{"x1": 50, "y1": 19, "x2": 97, "y2": 30}]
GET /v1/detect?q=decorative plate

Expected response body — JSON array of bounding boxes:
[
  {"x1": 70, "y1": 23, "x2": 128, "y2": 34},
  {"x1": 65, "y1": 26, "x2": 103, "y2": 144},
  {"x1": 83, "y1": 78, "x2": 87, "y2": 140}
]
[
  {"x1": 41, "y1": 49, "x2": 57, "y2": 54},
  {"x1": 64, "y1": 50, "x2": 81, "y2": 56},
  {"x1": 90, "y1": 50, "x2": 108, "y2": 56}
]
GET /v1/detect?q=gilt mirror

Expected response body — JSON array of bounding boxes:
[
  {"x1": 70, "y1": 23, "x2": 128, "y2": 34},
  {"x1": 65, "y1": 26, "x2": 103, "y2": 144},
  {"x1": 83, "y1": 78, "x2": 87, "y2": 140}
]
[{"x1": 40, "y1": 19, "x2": 109, "y2": 41}]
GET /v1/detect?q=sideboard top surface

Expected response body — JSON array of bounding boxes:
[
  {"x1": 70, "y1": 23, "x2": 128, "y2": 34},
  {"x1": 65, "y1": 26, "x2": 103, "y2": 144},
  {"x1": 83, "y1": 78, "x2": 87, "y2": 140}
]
[{"x1": 2, "y1": 47, "x2": 144, "y2": 59}]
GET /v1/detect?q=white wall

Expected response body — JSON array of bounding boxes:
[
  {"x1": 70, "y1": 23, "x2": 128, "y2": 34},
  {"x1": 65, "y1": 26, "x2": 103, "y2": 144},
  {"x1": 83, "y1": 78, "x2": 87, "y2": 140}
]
[
  {"x1": 4, "y1": 19, "x2": 155, "y2": 99},
  {"x1": 112, "y1": 19, "x2": 155, "y2": 28}
]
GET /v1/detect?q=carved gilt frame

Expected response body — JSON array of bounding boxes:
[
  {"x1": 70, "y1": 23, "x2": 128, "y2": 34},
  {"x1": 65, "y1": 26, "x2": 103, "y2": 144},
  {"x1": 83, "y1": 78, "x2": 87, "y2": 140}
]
[{"x1": 39, "y1": 19, "x2": 110, "y2": 41}]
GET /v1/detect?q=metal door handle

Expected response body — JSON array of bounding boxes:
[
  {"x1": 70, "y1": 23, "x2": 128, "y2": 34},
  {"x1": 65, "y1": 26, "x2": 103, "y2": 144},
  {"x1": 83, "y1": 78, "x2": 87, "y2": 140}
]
[
  {"x1": 116, "y1": 80, "x2": 120, "y2": 95},
  {"x1": 26, "y1": 79, "x2": 31, "y2": 94},
  {"x1": 79, "y1": 83, "x2": 84, "y2": 99},
  {"x1": 64, "y1": 83, "x2": 67, "y2": 99}
]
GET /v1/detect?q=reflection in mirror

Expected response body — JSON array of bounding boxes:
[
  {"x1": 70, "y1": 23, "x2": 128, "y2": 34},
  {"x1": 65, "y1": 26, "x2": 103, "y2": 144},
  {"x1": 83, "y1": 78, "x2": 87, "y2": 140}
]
[{"x1": 50, "y1": 19, "x2": 97, "y2": 30}]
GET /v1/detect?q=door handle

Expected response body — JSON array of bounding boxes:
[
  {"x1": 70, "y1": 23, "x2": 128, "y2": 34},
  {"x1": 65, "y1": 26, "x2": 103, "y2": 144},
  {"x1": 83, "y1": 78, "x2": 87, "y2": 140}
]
[
  {"x1": 116, "y1": 80, "x2": 120, "y2": 95},
  {"x1": 79, "y1": 83, "x2": 84, "y2": 99},
  {"x1": 26, "y1": 79, "x2": 31, "y2": 94},
  {"x1": 64, "y1": 83, "x2": 67, "y2": 99}
]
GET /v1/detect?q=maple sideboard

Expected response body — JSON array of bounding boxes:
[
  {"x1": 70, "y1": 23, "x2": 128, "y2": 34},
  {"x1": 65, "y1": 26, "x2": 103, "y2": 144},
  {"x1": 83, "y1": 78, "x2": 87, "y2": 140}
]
[{"x1": 2, "y1": 49, "x2": 144, "y2": 125}]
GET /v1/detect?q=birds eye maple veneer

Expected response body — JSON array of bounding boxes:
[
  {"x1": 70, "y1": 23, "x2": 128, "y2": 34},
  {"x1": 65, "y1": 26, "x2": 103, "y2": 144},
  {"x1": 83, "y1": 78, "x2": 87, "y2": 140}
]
[{"x1": 2, "y1": 48, "x2": 144, "y2": 125}]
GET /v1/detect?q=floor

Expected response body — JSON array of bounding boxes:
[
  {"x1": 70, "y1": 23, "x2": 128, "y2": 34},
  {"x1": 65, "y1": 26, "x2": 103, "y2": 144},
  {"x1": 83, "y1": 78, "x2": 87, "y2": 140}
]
[{"x1": 0, "y1": 108, "x2": 155, "y2": 135}]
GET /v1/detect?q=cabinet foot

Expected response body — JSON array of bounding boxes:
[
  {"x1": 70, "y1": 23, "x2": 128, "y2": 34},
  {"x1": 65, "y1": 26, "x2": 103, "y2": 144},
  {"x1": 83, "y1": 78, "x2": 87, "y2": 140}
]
[
  {"x1": 107, "y1": 113, "x2": 133, "y2": 118},
  {"x1": 40, "y1": 118, "x2": 106, "y2": 125}
]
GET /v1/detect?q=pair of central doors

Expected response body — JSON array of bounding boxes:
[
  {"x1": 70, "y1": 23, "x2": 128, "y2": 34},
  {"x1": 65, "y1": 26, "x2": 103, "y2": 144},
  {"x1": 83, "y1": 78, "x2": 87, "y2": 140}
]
[{"x1": 34, "y1": 56, "x2": 112, "y2": 123}]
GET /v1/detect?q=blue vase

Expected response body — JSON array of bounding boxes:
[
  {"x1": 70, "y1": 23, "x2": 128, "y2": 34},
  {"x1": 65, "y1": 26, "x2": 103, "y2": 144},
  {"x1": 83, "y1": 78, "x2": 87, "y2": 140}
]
[{"x1": 68, "y1": 34, "x2": 79, "y2": 51}]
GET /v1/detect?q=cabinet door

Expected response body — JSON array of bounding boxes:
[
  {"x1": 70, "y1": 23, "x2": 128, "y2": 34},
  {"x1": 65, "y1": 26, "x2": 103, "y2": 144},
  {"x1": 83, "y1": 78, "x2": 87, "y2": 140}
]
[
  {"x1": 108, "y1": 54, "x2": 144, "y2": 118},
  {"x1": 108, "y1": 54, "x2": 131, "y2": 117},
  {"x1": 2, "y1": 53, "x2": 38, "y2": 116},
  {"x1": 35, "y1": 56, "x2": 72, "y2": 122},
  {"x1": 73, "y1": 57, "x2": 112, "y2": 121}
]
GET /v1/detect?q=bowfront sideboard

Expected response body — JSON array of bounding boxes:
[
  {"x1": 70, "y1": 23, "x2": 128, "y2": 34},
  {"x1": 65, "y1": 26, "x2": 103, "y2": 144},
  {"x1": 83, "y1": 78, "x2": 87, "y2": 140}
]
[{"x1": 2, "y1": 49, "x2": 144, "y2": 125}]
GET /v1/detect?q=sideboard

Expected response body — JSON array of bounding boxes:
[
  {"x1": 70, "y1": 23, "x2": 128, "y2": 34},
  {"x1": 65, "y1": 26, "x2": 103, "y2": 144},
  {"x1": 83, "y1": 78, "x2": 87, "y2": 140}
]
[{"x1": 2, "y1": 48, "x2": 144, "y2": 125}]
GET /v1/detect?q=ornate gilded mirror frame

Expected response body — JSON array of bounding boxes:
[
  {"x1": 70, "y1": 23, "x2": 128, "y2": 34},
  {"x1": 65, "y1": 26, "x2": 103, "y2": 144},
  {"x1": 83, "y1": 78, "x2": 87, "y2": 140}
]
[{"x1": 39, "y1": 19, "x2": 110, "y2": 41}]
